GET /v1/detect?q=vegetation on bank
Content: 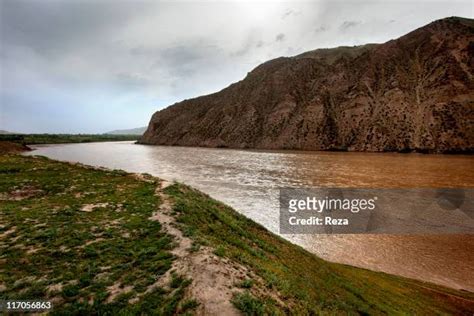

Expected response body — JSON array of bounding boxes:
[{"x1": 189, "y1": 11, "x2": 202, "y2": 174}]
[
  {"x1": 0, "y1": 154, "x2": 473, "y2": 315},
  {"x1": 164, "y1": 184, "x2": 474, "y2": 315},
  {"x1": 0, "y1": 134, "x2": 138, "y2": 145},
  {"x1": 0, "y1": 141, "x2": 32, "y2": 155},
  {"x1": 0, "y1": 155, "x2": 195, "y2": 315}
]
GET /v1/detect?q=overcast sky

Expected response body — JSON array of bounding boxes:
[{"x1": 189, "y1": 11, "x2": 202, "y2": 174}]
[{"x1": 1, "y1": 0, "x2": 472, "y2": 133}]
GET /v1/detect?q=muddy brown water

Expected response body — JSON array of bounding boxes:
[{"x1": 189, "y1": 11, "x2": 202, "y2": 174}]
[{"x1": 25, "y1": 141, "x2": 474, "y2": 291}]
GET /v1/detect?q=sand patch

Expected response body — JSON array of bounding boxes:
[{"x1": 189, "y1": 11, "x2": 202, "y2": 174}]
[
  {"x1": 1, "y1": 186, "x2": 43, "y2": 201},
  {"x1": 106, "y1": 282, "x2": 134, "y2": 303},
  {"x1": 81, "y1": 238, "x2": 105, "y2": 248},
  {"x1": 0, "y1": 226, "x2": 17, "y2": 239},
  {"x1": 26, "y1": 246, "x2": 41, "y2": 254},
  {"x1": 47, "y1": 283, "x2": 63, "y2": 294},
  {"x1": 80, "y1": 203, "x2": 109, "y2": 212},
  {"x1": 133, "y1": 174, "x2": 156, "y2": 183}
]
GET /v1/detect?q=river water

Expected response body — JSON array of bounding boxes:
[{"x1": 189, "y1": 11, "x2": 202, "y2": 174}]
[{"x1": 25, "y1": 141, "x2": 474, "y2": 291}]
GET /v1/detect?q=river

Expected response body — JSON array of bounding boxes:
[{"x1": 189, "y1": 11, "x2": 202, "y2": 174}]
[{"x1": 25, "y1": 141, "x2": 474, "y2": 291}]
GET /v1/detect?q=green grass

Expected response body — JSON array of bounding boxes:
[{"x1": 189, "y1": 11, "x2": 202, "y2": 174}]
[
  {"x1": 236, "y1": 279, "x2": 254, "y2": 289},
  {"x1": 164, "y1": 183, "x2": 474, "y2": 315},
  {"x1": 0, "y1": 133, "x2": 138, "y2": 145},
  {"x1": 1, "y1": 154, "x2": 474, "y2": 315},
  {"x1": 0, "y1": 155, "x2": 193, "y2": 315},
  {"x1": 231, "y1": 291, "x2": 267, "y2": 316},
  {"x1": 180, "y1": 298, "x2": 199, "y2": 312}
]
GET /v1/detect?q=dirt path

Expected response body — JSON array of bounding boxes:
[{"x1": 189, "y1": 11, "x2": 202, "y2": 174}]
[{"x1": 149, "y1": 180, "x2": 247, "y2": 315}]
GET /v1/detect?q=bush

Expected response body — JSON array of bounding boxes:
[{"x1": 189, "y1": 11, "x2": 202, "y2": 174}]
[
  {"x1": 213, "y1": 245, "x2": 226, "y2": 257},
  {"x1": 237, "y1": 279, "x2": 254, "y2": 289},
  {"x1": 181, "y1": 298, "x2": 199, "y2": 312},
  {"x1": 231, "y1": 291, "x2": 265, "y2": 316}
]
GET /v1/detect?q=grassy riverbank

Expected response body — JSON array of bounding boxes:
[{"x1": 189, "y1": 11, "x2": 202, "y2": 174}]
[
  {"x1": 0, "y1": 155, "x2": 193, "y2": 314},
  {"x1": 0, "y1": 142, "x2": 32, "y2": 154},
  {"x1": 1, "y1": 154, "x2": 473, "y2": 314}
]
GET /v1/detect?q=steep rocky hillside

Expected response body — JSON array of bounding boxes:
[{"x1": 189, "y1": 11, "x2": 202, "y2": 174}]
[{"x1": 140, "y1": 17, "x2": 474, "y2": 153}]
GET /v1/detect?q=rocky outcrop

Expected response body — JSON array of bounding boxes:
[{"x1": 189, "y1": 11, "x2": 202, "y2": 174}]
[{"x1": 140, "y1": 17, "x2": 474, "y2": 153}]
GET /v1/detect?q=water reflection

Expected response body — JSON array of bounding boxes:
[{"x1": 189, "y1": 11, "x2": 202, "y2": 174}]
[{"x1": 26, "y1": 142, "x2": 474, "y2": 291}]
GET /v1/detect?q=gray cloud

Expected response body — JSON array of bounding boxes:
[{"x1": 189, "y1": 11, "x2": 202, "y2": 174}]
[
  {"x1": 275, "y1": 33, "x2": 286, "y2": 42},
  {"x1": 0, "y1": 0, "x2": 471, "y2": 133},
  {"x1": 115, "y1": 72, "x2": 150, "y2": 90},
  {"x1": 340, "y1": 20, "x2": 362, "y2": 30},
  {"x1": 315, "y1": 26, "x2": 327, "y2": 33},
  {"x1": 155, "y1": 42, "x2": 225, "y2": 79},
  {"x1": 281, "y1": 9, "x2": 301, "y2": 19},
  {"x1": 160, "y1": 44, "x2": 209, "y2": 67},
  {"x1": 1, "y1": 0, "x2": 148, "y2": 59},
  {"x1": 231, "y1": 31, "x2": 263, "y2": 57}
]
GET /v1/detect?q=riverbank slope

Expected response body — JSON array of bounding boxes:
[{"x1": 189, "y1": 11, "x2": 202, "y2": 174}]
[
  {"x1": 1, "y1": 154, "x2": 473, "y2": 314},
  {"x1": 0, "y1": 141, "x2": 31, "y2": 154}
]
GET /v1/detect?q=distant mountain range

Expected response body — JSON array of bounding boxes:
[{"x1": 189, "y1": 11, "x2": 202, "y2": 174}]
[
  {"x1": 0, "y1": 130, "x2": 13, "y2": 134},
  {"x1": 105, "y1": 127, "x2": 146, "y2": 135},
  {"x1": 139, "y1": 17, "x2": 473, "y2": 153}
]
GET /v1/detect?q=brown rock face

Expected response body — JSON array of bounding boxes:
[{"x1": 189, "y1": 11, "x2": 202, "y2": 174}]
[{"x1": 140, "y1": 17, "x2": 474, "y2": 153}]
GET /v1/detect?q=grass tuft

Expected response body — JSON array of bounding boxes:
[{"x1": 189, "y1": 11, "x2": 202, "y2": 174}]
[{"x1": 231, "y1": 291, "x2": 265, "y2": 316}]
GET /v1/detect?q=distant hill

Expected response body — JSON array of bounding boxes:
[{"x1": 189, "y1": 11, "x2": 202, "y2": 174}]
[
  {"x1": 140, "y1": 17, "x2": 474, "y2": 153},
  {"x1": 0, "y1": 130, "x2": 14, "y2": 134},
  {"x1": 105, "y1": 127, "x2": 146, "y2": 135}
]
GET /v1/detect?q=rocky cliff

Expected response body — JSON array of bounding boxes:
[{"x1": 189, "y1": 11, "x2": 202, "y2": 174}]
[{"x1": 140, "y1": 17, "x2": 474, "y2": 153}]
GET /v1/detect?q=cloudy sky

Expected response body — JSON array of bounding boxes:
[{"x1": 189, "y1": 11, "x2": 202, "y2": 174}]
[{"x1": 1, "y1": 0, "x2": 472, "y2": 133}]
